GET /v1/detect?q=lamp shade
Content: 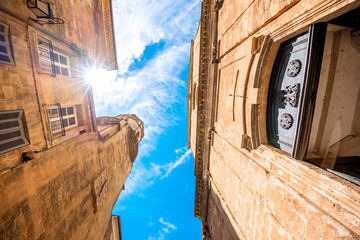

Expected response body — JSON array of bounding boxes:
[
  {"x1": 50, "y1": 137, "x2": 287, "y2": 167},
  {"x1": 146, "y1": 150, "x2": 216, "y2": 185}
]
[{"x1": 27, "y1": 0, "x2": 53, "y2": 18}]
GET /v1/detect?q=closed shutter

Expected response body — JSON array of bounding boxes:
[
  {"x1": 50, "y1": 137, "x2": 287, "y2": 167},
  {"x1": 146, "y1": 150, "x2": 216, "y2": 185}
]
[
  {"x1": 0, "y1": 22, "x2": 15, "y2": 65},
  {"x1": 0, "y1": 110, "x2": 29, "y2": 154},
  {"x1": 38, "y1": 38, "x2": 55, "y2": 76}
]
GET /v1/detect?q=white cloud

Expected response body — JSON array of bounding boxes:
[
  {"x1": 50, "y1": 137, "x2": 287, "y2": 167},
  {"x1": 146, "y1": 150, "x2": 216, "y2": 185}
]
[
  {"x1": 148, "y1": 218, "x2": 177, "y2": 240},
  {"x1": 112, "y1": 0, "x2": 201, "y2": 74},
  {"x1": 93, "y1": 0, "x2": 200, "y2": 158},
  {"x1": 93, "y1": 0, "x2": 201, "y2": 206},
  {"x1": 120, "y1": 148, "x2": 192, "y2": 199},
  {"x1": 159, "y1": 218, "x2": 177, "y2": 230},
  {"x1": 94, "y1": 43, "x2": 189, "y2": 158},
  {"x1": 162, "y1": 149, "x2": 192, "y2": 178},
  {"x1": 174, "y1": 146, "x2": 187, "y2": 154}
]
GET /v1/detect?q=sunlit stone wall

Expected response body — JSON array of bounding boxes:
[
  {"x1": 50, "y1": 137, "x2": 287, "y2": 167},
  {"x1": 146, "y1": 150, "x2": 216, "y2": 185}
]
[
  {"x1": 188, "y1": 0, "x2": 360, "y2": 239},
  {"x1": 0, "y1": 1, "x2": 142, "y2": 239}
]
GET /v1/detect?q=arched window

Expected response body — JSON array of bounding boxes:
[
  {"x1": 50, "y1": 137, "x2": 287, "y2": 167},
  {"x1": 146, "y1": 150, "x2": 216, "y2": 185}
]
[{"x1": 267, "y1": 8, "x2": 360, "y2": 184}]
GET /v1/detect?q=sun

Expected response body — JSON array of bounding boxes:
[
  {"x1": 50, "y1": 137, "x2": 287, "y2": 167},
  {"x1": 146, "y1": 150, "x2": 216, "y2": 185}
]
[{"x1": 85, "y1": 67, "x2": 117, "y2": 93}]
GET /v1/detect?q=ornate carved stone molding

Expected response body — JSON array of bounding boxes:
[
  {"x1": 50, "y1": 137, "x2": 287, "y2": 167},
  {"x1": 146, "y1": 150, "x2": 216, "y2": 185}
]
[
  {"x1": 279, "y1": 113, "x2": 294, "y2": 129},
  {"x1": 286, "y1": 59, "x2": 302, "y2": 77},
  {"x1": 281, "y1": 83, "x2": 300, "y2": 107}
]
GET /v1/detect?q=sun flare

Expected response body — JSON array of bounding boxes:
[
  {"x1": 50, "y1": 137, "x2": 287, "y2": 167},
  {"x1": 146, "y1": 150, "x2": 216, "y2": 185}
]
[{"x1": 85, "y1": 68, "x2": 117, "y2": 93}]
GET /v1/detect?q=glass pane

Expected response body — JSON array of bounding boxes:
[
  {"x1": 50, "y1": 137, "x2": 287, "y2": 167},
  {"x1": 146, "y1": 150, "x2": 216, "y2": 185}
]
[
  {"x1": 61, "y1": 67, "x2": 69, "y2": 76},
  {"x1": 0, "y1": 24, "x2": 5, "y2": 33},
  {"x1": 59, "y1": 55, "x2": 67, "y2": 65},
  {"x1": 55, "y1": 65, "x2": 60, "y2": 75},
  {"x1": 0, "y1": 35, "x2": 5, "y2": 43},
  {"x1": 67, "y1": 107, "x2": 74, "y2": 115},
  {"x1": 53, "y1": 53, "x2": 59, "y2": 63},
  {"x1": 0, "y1": 121, "x2": 19, "y2": 130},
  {"x1": 0, "y1": 45, "x2": 7, "y2": 54},
  {"x1": 0, "y1": 54, "x2": 10, "y2": 63},
  {"x1": 61, "y1": 107, "x2": 67, "y2": 116},
  {"x1": 63, "y1": 118, "x2": 68, "y2": 127},
  {"x1": 68, "y1": 117, "x2": 76, "y2": 126},
  {"x1": 0, "y1": 130, "x2": 21, "y2": 141},
  {"x1": 48, "y1": 108, "x2": 59, "y2": 119}
]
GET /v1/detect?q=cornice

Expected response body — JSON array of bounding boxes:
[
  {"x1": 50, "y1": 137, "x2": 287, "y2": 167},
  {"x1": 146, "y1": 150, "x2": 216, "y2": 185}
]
[{"x1": 194, "y1": 0, "x2": 212, "y2": 219}]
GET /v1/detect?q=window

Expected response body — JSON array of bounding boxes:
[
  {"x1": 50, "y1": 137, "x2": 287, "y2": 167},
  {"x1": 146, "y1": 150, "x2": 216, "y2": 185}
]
[
  {"x1": 38, "y1": 38, "x2": 55, "y2": 75},
  {"x1": 0, "y1": 110, "x2": 29, "y2": 154},
  {"x1": 37, "y1": 38, "x2": 71, "y2": 76},
  {"x1": 267, "y1": 23, "x2": 327, "y2": 157},
  {"x1": 53, "y1": 51, "x2": 70, "y2": 76},
  {"x1": 267, "y1": 8, "x2": 360, "y2": 185},
  {"x1": 0, "y1": 22, "x2": 15, "y2": 65},
  {"x1": 48, "y1": 105, "x2": 77, "y2": 136}
]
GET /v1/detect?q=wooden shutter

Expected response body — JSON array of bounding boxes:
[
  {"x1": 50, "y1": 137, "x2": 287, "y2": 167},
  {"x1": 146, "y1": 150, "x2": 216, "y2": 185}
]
[
  {"x1": 0, "y1": 22, "x2": 15, "y2": 65},
  {"x1": 38, "y1": 38, "x2": 56, "y2": 76},
  {"x1": 0, "y1": 110, "x2": 29, "y2": 154}
]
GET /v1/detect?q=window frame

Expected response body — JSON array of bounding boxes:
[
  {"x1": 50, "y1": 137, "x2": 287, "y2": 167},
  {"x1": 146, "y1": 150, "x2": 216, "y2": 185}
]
[
  {"x1": 53, "y1": 50, "x2": 71, "y2": 77},
  {"x1": 37, "y1": 37, "x2": 73, "y2": 77},
  {"x1": 266, "y1": 23, "x2": 327, "y2": 160},
  {"x1": 48, "y1": 105, "x2": 78, "y2": 136},
  {"x1": 0, "y1": 22, "x2": 15, "y2": 65}
]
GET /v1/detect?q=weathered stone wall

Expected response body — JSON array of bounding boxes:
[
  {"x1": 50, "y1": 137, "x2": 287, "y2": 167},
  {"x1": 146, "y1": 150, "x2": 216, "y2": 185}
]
[
  {"x1": 0, "y1": 1, "x2": 140, "y2": 239},
  {"x1": 0, "y1": 0, "x2": 110, "y2": 64},
  {"x1": 0, "y1": 0, "x2": 113, "y2": 169},
  {"x1": 0, "y1": 125, "x2": 138, "y2": 239},
  {"x1": 0, "y1": 13, "x2": 46, "y2": 170},
  {"x1": 189, "y1": 0, "x2": 360, "y2": 239}
]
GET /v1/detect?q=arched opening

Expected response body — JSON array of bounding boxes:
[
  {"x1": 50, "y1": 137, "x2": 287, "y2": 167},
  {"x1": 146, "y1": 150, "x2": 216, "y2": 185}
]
[{"x1": 265, "y1": 7, "x2": 360, "y2": 185}]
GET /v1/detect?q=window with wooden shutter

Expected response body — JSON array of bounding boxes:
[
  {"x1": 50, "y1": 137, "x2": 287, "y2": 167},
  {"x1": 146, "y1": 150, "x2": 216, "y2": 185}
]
[
  {"x1": 48, "y1": 105, "x2": 77, "y2": 137},
  {"x1": 0, "y1": 22, "x2": 15, "y2": 65},
  {"x1": 37, "y1": 38, "x2": 55, "y2": 75},
  {"x1": 0, "y1": 110, "x2": 29, "y2": 154}
]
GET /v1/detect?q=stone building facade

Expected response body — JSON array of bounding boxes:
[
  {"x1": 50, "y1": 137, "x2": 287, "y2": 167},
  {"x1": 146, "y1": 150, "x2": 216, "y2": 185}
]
[
  {"x1": 188, "y1": 0, "x2": 360, "y2": 239},
  {"x1": 0, "y1": 0, "x2": 143, "y2": 239}
]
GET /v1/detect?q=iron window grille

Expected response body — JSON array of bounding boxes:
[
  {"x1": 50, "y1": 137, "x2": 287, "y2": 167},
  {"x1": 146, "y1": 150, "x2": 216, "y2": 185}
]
[
  {"x1": 48, "y1": 104, "x2": 77, "y2": 138},
  {"x1": 37, "y1": 37, "x2": 56, "y2": 76}
]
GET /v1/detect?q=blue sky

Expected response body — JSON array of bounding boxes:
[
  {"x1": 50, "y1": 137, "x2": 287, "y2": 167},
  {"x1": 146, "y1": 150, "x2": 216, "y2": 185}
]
[{"x1": 91, "y1": 0, "x2": 202, "y2": 239}]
